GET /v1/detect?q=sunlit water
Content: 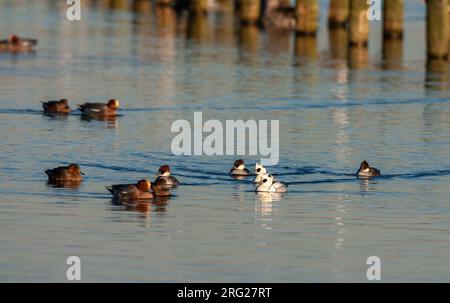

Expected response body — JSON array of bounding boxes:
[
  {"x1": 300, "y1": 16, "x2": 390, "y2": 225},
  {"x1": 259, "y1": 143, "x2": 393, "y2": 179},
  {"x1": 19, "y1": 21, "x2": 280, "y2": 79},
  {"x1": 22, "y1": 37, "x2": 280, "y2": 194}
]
[{"x1": 0, "y1": 1, "x2": 449, "y2": 282}]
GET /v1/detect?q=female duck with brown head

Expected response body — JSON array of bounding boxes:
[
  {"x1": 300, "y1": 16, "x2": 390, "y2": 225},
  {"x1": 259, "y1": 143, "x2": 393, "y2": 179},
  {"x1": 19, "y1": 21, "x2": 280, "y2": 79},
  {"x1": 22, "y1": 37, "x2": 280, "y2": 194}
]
[
  {"x1": 45, "y1": 164, "x2": 84, "y2": 182},
  {"x1": 106, "y1": 179, "x2": 153, "y2": 201},
  {"x1": 42, "y1": 99, "x2": 71, "y2": 114}
]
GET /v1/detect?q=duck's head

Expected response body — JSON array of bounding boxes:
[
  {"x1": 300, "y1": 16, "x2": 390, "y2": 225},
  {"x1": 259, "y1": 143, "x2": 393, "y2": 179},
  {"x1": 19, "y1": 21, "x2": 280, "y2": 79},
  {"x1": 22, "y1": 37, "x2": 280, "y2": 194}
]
[
  {"x1": 255, "y1": 162, "x2": 266, "y2": 175},
  {"x1": 136, "y1": 179, "x2": 151, "y2": 192},
  {"x1": 233, "y1": 159, "x2": 245, "y2": 170},
  {"x1": 107, "y1": 99, "x2": 120, "y2": 110},
  {"x1": 359, "y1": 161, "x2": 370, "y2": 170},
  {"x1": 68, "y1": 164, "x2": 84, "y2": 175},
  {"x1": 9, "y1": 35, "x2": 19, "y2": 44},
  {"x1": 260, "y1": 173, "x2": 274, "y2": 186},
  {"x1": 158, "y1": 165, "x2": 171, "y2": 176}
]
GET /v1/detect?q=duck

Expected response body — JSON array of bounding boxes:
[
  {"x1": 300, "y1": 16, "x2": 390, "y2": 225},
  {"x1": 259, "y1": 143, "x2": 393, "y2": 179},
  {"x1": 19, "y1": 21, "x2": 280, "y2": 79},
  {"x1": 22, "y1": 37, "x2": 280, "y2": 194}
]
[
  {"x1": 78, "y1": 99, "x2": 120, "y2": 117},
  {"x1": 253, "y1": 162, "x2": 268, "y2": 183},
  {"x1": 229, "y1": 159, "x2": 251, "y2": 176},
  {"x1": 356, "y1": 161, "x2": 381, "y2": 178},
  {"x1": 152, "y1": 178, "x2": 172, "y2": 196},
  {"x1": 106, "y1": 179, "x2": 153, "y2": 201},
  {"x1": 45, "y1": 164, "x2": 84, "y2": 182},
  {"x1": 154, "y1": 165, "x2": 179, "y2": 187},
  {"x1": 255, "y1": 173, "x2": 288, "y2": 193},
  {"x1": 0, "y1": 34, "x2": 38, "y2": 52},
  {"x1": 42, "y1": 99, "x2": 71, "y2": 114},
  {"x1": 263, "y1": 0, "x2": 297, "y2": 30}
]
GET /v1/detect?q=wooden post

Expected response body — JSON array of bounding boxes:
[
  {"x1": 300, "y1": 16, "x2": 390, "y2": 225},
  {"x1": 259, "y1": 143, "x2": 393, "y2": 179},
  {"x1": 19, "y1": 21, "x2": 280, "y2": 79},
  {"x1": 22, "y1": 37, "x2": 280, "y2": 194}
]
[
  {"x1": 295, "y1": 0, "x2": 319, "y2": 35},
  {"x1": 189, "y1": 0, "x2": 208, "y2": 15},
  {"x1": 383, "y1": 0, "x2": 404, "y2": 39},
  {"x1": 329, "y1": 27, "x2": 348, "y2": 61},
  {"x1": 240, "y1": 0, "x2": 261, "y2": 25},
  {"x1": 328, "y1": 0, "x2": 349, "y2": 28},
  {"x1": 133, "y1": 0, "x2": 152, "y2": 13},
  {"x1": 382, "y1": 38, "x2": 403, "y2": 69},
  {"x1": 294, "y1": 35, "x2": 318, "y2": 62},
  {"x1": 348, "y1": 0, "x2": 369, "y2": 47},
  {"x1": 427, "y1": 0, "x2": 448, "y2": 59}
]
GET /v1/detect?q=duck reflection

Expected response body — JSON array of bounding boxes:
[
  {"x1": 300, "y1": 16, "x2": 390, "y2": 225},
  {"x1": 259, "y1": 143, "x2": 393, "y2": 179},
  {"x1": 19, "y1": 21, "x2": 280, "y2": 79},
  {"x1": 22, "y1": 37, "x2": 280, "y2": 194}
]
[
  {"x1": 80, "y1": 115, "x2": 119, "y2": 128},
  {"x1": 359, "y1": 178, "x2": 378, "y2": 195}
]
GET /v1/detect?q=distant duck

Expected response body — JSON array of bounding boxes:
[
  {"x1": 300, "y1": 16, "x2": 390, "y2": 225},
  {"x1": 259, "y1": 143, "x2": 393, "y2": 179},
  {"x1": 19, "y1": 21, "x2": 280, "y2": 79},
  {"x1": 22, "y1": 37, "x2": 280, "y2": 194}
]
[
  {"x1": 229, "y1": 159, "x2": 251, "y2": 176},
  {"x1": 45, "y1": 164, "x2": 84, "y2": 182},
  {"x1": 263, "y1": 0, "x2": 297, "y2": 30},
  {"x1": 78, "y1": 99, "x2": 120, "y2": 117},
  {"x1": 0, "y1": 34, "x2": 38, "y2": 52},
  {"x1": 356, "y1": 161, "x2": 381, "y2": 178},
  {"x1": 253, "y1": 162, "x2": 268, "y2": 183},
  {"x1": 255, "y1": 173, "x2": 288, "y2": 193},
  {"x1": 152, "y1": 178, "x2": 172, "y2": 196},
  {"x1": 106, "y1": 179, "x2": 153, "y2": 201},
  {"x1": 155, "y1": 165, "x2": 179, "y2": 188},
  {"x1": 42, "y1": 99, "x2": 71, "y2": 114}
]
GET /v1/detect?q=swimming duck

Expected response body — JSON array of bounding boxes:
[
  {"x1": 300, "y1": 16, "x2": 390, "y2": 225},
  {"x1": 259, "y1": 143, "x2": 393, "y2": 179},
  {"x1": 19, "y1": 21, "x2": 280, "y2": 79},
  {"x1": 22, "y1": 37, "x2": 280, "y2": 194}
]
[
  {"x1": 253, "y1": 162, "x2": 268, "y2": 183},
  {"x1": 255, "y1": 173, "x2": 288, "y2": 193},
  {"x1": 154, "y1": 165, "x2": 180, "y2": 187},
  {"x1": 263, "y1": 0, "x2": 297, "y2": 30},
  {"x1": 42, "y1": 99, "x2": 71, "y2": 114},
  {"x1": 78, "y1": 99, "x2": 120, "y2": 117},
  {"x1": 152, "y1": 178, "x2": 172, "y2": 196},
  {"x1": 0, "y1": 35, "x2": 38, "y2": 52},
  {"x1": 106, "y1": 179, "x2": 153, "y2": 201},
  {"x1": 356, "y1": 161, "x2": 381, "y2": 178},
  {"x1": 229, "y1": 159, "x2": 251, "y2": 176},
  {"x1": 45, "y1": 164, "x2": 84, "y2": 182}
]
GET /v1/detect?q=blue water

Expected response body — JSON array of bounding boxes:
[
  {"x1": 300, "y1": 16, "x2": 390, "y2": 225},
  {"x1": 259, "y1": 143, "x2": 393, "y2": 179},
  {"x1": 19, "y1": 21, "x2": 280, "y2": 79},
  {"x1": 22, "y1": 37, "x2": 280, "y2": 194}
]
[{"x1": 0, "y1": 0, "x2": 449, "y2": 282}]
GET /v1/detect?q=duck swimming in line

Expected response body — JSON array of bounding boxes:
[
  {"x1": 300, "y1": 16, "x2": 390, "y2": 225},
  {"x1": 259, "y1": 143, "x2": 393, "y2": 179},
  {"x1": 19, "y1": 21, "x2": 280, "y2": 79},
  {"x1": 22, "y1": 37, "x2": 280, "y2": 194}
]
[
  {"x1": 155, "y1": 165, "x2": 179, "y2": 188},
  {"x1": 229, "y1": 159, "x2": 251, "y2": 176},
  {"x1": 106, "y1": 179, "x2": 153, "y2": 201},
  {"x1": 0, "y1": 35, "x2": 38, "y2": 52},
  {"x1": 45, "y1": 164, "x2": 84, "y2": 182},
  {"x1": 42, "y1": 99, "x2": 71, "y2": 114},
  {"x1": 356, "y1": 161, "x2": 381, "y2": 178},
  {"x1": 78, "y1": 99, "x2": 120, "y2": 117},
  {"x1": 253, "y1": 162, "x2": 268, "y2": 183},
  {"x1": 255, "y1": 173, "x2": 288, "y2": 193}
]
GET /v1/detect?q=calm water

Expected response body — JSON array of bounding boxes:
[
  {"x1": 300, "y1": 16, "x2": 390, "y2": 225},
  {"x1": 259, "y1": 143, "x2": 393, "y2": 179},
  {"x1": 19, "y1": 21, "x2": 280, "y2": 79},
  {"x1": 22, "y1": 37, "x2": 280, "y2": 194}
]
[{"x1": 1, "y1": 1, "x2": 450, "y2": 282}]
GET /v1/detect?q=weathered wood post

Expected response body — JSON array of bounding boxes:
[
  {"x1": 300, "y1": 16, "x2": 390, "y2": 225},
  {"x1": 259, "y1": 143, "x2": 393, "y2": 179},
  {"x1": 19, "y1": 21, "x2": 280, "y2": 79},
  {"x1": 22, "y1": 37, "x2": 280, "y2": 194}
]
[
  {"x1": 328, "y1": 0, "x2": 349, "y2": 28},
  {"x1": 294, "y1": 35, "x2": 318, "y2": 63},
  {"x1": 348, "y1": 0, "x2": 369, "y2": 47},
  {"x1": 189, "y1": 0, "x2": 208, "y2": 15},
  {"x1": 133, "y1": 0, "x2": 152, "y2": 13},
  {"x1": 296, "y1": 0, "x2": 319, "y2": 35},
  {"x1": 240, "y1": 0, "x2": 261, "y2": 25},
  {"x1": 383, "y1": 0, "x2": 403, "y2": 39},
  {"x1": 187, "y1": 12, "x2": 209, "y2": 41},
  {"x1": 427, "y1": 0, "x2": 448, "y2": 59}
]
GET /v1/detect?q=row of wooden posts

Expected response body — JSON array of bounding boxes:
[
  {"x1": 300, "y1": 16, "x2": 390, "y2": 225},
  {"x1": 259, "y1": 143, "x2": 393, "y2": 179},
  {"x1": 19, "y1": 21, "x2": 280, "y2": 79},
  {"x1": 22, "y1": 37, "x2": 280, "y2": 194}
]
[{"x1": 153, "y1": 0, "x2": 449, "y2": 60}]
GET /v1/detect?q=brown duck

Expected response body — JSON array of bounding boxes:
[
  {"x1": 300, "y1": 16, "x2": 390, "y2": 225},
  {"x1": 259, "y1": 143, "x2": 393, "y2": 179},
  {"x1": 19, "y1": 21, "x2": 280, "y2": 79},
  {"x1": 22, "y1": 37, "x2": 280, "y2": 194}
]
[
  {"x1": 45, "y1": 164, "x2": 84, "y2": 182},
  {"x1": 42, "y1": 99, "x2": 71, "y2": 114}
]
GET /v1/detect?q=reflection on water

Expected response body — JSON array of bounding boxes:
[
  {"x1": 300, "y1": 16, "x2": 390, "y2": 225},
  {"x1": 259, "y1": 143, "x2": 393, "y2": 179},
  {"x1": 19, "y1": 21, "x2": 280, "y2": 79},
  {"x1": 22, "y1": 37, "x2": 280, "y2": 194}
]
[{"x1": 0, "y1": 1, "x2": 450, "y2": 282}]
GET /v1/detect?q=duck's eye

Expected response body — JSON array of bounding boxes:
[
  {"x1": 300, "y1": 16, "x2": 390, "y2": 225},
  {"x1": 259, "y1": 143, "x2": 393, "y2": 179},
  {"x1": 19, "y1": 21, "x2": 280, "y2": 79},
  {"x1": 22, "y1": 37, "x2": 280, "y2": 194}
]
[
  {"x1": 269, "y1": 175, "x2": 272, "y2": 178},
  {"x1": 263, "y1": 179, "x2": 267, "y2": 183},
  {"x1": 257, "y1": 168, "x2": 261, "y2": 172}
]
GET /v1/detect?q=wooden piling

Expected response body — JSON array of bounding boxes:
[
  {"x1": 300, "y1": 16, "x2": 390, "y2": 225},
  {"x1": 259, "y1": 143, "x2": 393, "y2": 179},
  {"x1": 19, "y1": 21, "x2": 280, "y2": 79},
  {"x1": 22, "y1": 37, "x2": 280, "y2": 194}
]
[
  {"x1": 383, "y1": 0, "x2": 404, "y2": 39},
  {"x1": 295, "y1": 0, "x2": 319, "y2": 36},
  {"x1": 427, "y1": 0, "x2": 448, "y2": 59},
  {"x1": 240, "y1": 0, "x2": 261, "y2": 25},
  {"x1": 348, "y1": 0, "x2": 369, "y2": 47},
  {"x1": 382, "y1": 38, "x2": 403, "y2": 69},
  {"x1": 189, "y1": 0, "x2": 208, "y2": 15},
  {"x1": 328, "y1": 0, "x2": 349, "y2": 28}
]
